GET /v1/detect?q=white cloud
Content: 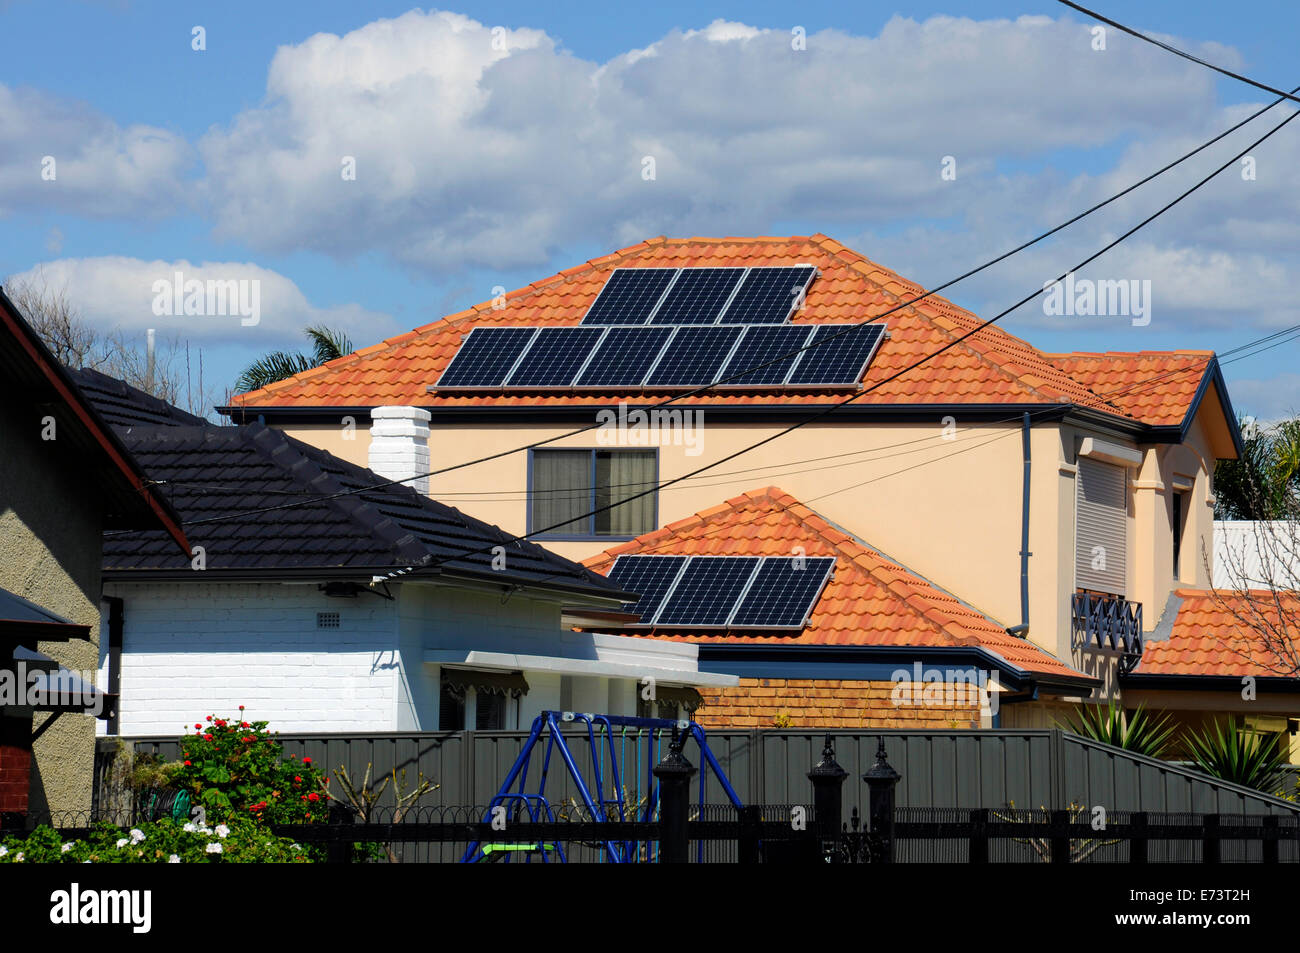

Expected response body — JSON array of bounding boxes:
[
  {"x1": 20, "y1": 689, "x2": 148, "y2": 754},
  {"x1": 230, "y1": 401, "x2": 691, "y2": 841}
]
[
  {"x1": 7, "y1": 257, "x2": 395, "y2": 346},
  {"x1": 198, "y1": 11, "x2": 1221, "y2": 274},
  {"x1": 0, "y1": 85, "x2": 193, "y2": 218}
]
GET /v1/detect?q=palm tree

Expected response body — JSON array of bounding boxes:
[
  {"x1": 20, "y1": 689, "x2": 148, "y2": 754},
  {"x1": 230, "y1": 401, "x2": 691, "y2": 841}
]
[
  {"x1": 1060, "y1": 701, "x2": 1176, "y2": 759},
  {"x1": 235, "y1": 326, "x2": 354, "y2": 393},
  {"x1": 1214, "y1": 416, "x2": 1300, "y2": 520}
]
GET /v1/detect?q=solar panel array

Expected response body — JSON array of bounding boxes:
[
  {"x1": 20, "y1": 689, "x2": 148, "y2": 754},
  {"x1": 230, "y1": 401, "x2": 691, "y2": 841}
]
[
  {"x1": 435, "y1": 322, "x2": 884, "y2": 390},
  {"x1": 605, "y1": 554, "x2": 835, "y2": 628},
  {"x1": 582, "y1": 266, "x2": 816, "y2": 326}
]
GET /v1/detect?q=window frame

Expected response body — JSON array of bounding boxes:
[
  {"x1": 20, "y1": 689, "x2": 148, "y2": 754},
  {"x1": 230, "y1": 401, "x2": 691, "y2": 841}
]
[{"x1": 526, "y1": 447, "x2": 659, "y2": 541}]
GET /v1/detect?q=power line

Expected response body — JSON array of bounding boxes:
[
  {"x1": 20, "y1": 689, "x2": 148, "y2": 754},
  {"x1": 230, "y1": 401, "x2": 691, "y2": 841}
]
[{"x1": 1058, "y1": 1, "x2": 1300, "y2": 106}]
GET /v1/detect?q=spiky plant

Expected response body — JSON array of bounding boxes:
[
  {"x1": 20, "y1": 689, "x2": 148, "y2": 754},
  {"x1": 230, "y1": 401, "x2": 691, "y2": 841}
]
[
  {"x1": 1183, "y1": 719, "x2": 1290, "y2": 795},
  {"x1": 235, "y1": 325, "x2": 354, "y2": 393},
  {"x1": 1060, "y1": 701, "x2": 1176, "y2": 759}
]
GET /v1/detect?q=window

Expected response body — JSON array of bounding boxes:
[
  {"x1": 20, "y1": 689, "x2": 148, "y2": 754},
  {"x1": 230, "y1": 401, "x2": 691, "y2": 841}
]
[
  {"x1": 439, "y1": 682, "x2": 466, "y2": 731},
  {"x1": 1172, "y1": 490, "x2": 1187, "y2": 580},
  {"x1": 476, "y1": 692, "x2": 506, "y2": 730},
  {"x1": 1076, "y1": 457, "x2": 1127, "y2": 595},
  {"x1": 529, "y1": 449, "x2": 656, "y2": 538}
]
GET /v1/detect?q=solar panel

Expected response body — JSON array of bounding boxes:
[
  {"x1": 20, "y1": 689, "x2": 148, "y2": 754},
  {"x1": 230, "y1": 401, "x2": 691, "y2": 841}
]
[
  {"x1": 729, "y1": 557, "x2": 836, "y2": 627},
  {"x1": 436, "y1": 327, "x2": 537, "y2": 388},
  {"x1": 582, "y1": 268, "x2": 678, "y2": 325},
  {"x1": 505, "y1": 326, "x2": 605, "y2": 387},
  {"x1": 718, "y1": 266, "x2": 817, "y2": 324},
  {"x1": 605, "y1": 555, "x2": 689, "y2": 624},
  {"x1": 643, "y1": 326, "x2": 743, "y2": 387},
  {"x1": 574, "y1": 326, "x2": 675, "y2": 387},
  {"x1": 717, "y1": 325, "x2": 816, "y2": 386},
  {"x1": 786, "y1": 323, "x2": 885, "y2": 386},
  {"x1": 648, "y1": 268, "x2": 745, "y2": 325},
  {"x1": 653, "y1": 556, "x2": 761, "y2": 626}
]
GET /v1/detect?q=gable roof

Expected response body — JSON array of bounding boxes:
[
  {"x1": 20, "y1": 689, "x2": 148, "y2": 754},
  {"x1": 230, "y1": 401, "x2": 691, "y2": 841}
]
[
  {"x1": 78, "y1": 382, "x2": 625, "y2": 601},
  {"x1": 580, "y1": 485, "x2": 1094, "y2": 692},
  {"x1": 0, "y1": 288, "x2": 188, "y2": 551},
  {"x1": 222, "y1": 235, "x2": 1229, "y2": 437},
  {"x1": 1129, "y1": 588, "x2": 1300, "y2": 685}
]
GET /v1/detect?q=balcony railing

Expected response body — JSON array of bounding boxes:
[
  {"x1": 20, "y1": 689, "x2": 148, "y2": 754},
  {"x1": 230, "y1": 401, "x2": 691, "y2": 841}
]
[{"x1": 1071, "y1": 592, "x2": 1143, "y2": 669}]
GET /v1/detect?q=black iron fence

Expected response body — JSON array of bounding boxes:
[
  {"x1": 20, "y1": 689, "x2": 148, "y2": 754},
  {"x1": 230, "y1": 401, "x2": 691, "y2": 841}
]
[{"x1": 12, "y1": 736, "x2": 1300, "y2": 863}]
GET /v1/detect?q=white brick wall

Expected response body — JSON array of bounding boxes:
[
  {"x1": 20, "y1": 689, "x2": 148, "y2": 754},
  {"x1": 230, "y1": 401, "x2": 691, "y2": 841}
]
[{"x1": 99, "y1": 582, "x2": 402, "y2": 735}]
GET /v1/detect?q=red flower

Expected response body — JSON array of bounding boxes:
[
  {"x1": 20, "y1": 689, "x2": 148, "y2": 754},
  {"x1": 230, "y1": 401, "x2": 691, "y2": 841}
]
[
  {"x1": 183, "y1": 760, "x2": 192, "y2": 767},
  {"x1": 302, "y1": 757, "x2": 311, "y2": 765},
  {"x1": 195, "y1": 723, "x2": 202, "y2": 729},
  {"x1": 308, "y1": 793, "x2": 320, "y2": 802},
  {"x1": 241, "y1": 722, "x2": 250, "y2": 728},
  {"x1": 294, "y1": 776, "x2": 302, "y2": 783},
  {"x1": 206, "y1": 716, "x2": 212, "y2": 722},
  {"x1": 301, "y1": 795, "x2": 308, "y2": 801},
  {"x1": 203, "y1": 734, "x2": 213, "y2": 741},
  {"x1": 239, "y1": 705, "x2": 245, "y2": 710}
]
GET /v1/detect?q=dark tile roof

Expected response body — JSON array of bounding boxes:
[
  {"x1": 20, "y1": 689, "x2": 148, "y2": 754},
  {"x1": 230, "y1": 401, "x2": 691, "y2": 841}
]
[
  {"x1": 79, "y1": 381, "x2": 625, "y2": 600},
  {"x1": 67, "y1": 367, "x2": 208, "y2": 428}
]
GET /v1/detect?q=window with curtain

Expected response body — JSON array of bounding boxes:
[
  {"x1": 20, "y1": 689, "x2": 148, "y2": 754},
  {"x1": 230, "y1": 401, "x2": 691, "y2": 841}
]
[{"x1": 530, "y1": 449, "x2": 656, "y2": 537}]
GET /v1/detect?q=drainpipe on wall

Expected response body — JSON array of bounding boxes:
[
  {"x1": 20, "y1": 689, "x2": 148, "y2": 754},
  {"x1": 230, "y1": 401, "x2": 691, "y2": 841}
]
[
  {"x1": 1015, "y1": 412, "x2": 1032, "y2": 634},
  {"x1": 103, "y1": 596, "x2": 124, "y2": 736}
]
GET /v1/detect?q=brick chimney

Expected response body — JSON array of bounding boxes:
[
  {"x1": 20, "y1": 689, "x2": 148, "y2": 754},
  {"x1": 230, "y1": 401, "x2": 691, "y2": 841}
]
[{"x1": 368, "y1": 406, "x2": 431, "y2": 496}]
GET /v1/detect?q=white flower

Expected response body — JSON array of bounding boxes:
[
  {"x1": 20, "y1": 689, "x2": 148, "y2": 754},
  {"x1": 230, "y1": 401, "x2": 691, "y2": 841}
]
[
  {"x1": 183, "y1": 822, "x2": 197, "y2": 833},
  {"x1": 206, "y1": 842, "x2": 223, "y2": 854},
  {"x1": 115, "y1": 838, "x2": 128, "y2": 848},
  {"x1": 61, "y1": 843, "x2": 73, "y2": 853},
  {"x1": 168, "y1": 854, "x2": 180, "y2": 863},
  {"x1": 0, "y1": 846, "x2": 8, "y2": 857},
  {"x1": 129, "y1": 828, "x2": 146, "y2": 844},
  {"x1": 215, "y1": 824, "x2": 230, "y2": 839},
  {"x1": 14, "y1": 852, "x2": 22, "y2": 862}
]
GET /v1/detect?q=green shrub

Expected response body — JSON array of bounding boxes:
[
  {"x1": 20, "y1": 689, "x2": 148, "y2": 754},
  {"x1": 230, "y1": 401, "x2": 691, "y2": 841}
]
[
  {"x1": 1060, "y1": 701, "x2": 1176, "y2": 758},
  {"x1": 0, "y1": 816, "x2": 311, "y2": 864},
  {"x1": 1184, "y1": 719, "x2": 1289, "y2": 795},
  {"x1": 175, "y1": 708, "x2": 328, "y2": 824}
]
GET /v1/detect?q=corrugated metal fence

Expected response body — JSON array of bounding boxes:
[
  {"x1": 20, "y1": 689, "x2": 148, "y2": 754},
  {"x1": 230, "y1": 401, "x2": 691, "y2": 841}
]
[{"x1": 112, "y1": 727, "x2": 1300, "y2": 825}]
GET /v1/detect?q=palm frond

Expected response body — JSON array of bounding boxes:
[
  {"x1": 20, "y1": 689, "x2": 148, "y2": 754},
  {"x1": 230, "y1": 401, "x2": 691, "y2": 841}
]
[
  {"x1": 235, "y1": 351, "x2": 315, "y2": 393},
  {"x1": 303, "y1": 326, "x2": 354, "y2": 366}
]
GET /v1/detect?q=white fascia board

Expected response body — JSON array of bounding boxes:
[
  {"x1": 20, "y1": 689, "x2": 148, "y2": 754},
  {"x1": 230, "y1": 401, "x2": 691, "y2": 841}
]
[
  {"x1": 423, "y1": 649, "x2": 739, "y2": 687},
  {"x1": 1078, "y1": 436, "x2": 1143, "y2": 468}
]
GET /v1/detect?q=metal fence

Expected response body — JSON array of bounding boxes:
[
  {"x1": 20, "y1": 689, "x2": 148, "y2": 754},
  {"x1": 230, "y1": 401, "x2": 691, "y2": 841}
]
[{"x1": 109, "y1": 726, "x2": 1300, "y2": 828}]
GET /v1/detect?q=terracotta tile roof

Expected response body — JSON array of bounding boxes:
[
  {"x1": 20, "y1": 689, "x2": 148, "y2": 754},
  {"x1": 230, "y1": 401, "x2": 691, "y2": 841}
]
[
  {"x1": 580, "y1": 485, "x2": 1091, "y2": 685},
  {"x1": 227, "y1": 235, "x2": 1212, "y2": 426},
  {"x1": 1135, "y1": 588, "x2": 1300, "y2": 679},
  {"x1": 1047, "y1": 352, "x2": 1214, "y2": 428}
]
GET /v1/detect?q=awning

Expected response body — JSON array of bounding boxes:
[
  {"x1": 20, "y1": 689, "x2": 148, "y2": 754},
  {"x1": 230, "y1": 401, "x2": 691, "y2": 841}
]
[
  {"x1": 652, "y1": 686, "x2": 703, "y2": 712},
  {"x1": 0, "y1": 587, "x2": 91, "y2": 644},
  {"x1": 425, "y1": 650, "x2": 739, "y2": 688},
  {"x1": 440, "y1": 668, "x2": 529, "y2": 698},
  {"x1": 1, "y1": 647, "x2": 116, "y2": 718}
]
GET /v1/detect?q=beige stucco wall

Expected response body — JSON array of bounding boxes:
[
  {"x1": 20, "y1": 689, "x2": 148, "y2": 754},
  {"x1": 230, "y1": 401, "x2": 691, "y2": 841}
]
[
  {"x1": 282, "y1": 403, "x2": 1222, "y2": 709},
  {"x1": 0, "y1": 405, "x2": 104, "y2": 816}
]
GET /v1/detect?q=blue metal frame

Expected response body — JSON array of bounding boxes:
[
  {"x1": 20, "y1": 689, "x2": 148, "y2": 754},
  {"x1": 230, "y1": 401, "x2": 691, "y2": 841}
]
[{"x1": 460, "y1": 711, "x2": 744, "y2": 863}]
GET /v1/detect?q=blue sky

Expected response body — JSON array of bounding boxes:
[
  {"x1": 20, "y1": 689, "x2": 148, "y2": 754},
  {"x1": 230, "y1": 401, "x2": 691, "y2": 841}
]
[{"x1": 1, "y1": 0, "x2": 1297, "y2": 417}]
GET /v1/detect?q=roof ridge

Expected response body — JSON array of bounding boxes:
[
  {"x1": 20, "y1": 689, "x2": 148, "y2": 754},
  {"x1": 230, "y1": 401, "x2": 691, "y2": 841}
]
[{"x1": 242, "y1": 424, "x2": 434, "y2": 567}]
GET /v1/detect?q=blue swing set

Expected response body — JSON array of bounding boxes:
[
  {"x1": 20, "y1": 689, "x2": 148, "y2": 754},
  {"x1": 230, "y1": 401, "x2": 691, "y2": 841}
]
[{"x1": 461, "y1": 711, "x2": 744, "y2": 863}]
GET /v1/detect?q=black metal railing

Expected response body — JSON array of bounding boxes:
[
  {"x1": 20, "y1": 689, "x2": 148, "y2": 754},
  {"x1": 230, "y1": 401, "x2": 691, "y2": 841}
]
[{"x1": 1072, "y1": 591, "x2": 1143, "y2": 662}]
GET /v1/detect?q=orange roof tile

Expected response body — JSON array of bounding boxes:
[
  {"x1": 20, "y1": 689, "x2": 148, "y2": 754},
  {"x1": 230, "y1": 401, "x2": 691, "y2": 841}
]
[
  {"x1": 1135, "y1": 589, "x2": 1300, "y2": 679},
  {"x1": 1047, "y1": 352, "x2": 1213, "y2": 428},
  {"x1": 580, "y1": 485, "x2": 1091, "y2": 685},
  {"x1": 228, "y1": 235, "x2": 1216, "y2": 427}
]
